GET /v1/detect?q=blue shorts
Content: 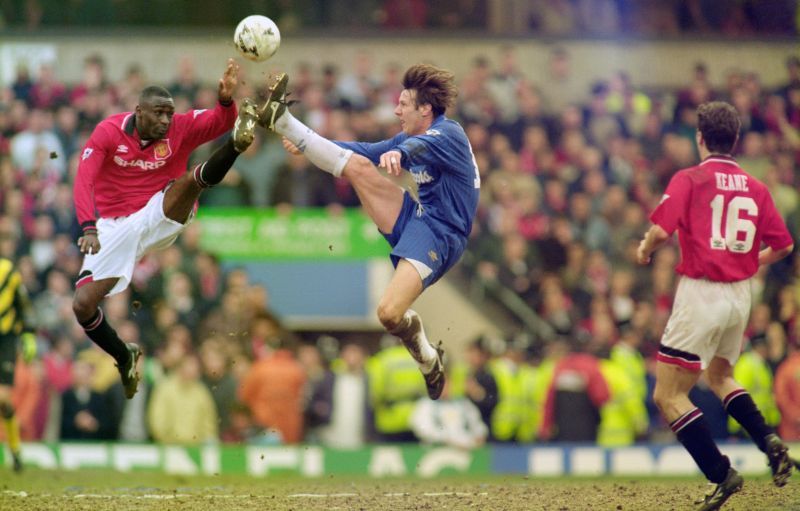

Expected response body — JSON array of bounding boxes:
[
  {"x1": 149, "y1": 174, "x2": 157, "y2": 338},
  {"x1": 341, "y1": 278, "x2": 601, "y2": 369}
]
[{"x1": 382, "y1": 195, "x2": 467, "y2": 289}]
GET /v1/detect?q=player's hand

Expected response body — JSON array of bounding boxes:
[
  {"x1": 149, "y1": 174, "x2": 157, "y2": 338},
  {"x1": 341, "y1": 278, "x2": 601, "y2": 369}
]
[
  {"x1": 78, "y1": 232, "x2": 101, "y2": 255},
  {"x1": 218, "y1": 58, "x2": 239, "y2": 103},
  {"x1": 636, "y1": 240, "x2": 651, "y2": 265},
  {"x1": 20, "y1": 332, "x2": 36, "y2": 363},
  {"x1": 379, "y1": 150, "x2": 403, "y2": 176},
  {"x1": 282, "y1": 137, "x2": 302, "y2": 155}
]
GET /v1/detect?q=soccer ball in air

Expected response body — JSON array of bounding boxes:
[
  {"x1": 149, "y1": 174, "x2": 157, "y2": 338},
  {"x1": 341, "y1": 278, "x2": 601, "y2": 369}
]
[{"x1": 233, "y1": 15, "x2": 281, "y2": 62}]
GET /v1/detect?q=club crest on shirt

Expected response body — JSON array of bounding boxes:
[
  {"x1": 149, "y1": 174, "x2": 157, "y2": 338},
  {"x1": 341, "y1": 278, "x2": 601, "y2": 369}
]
[{"x1": 153, "y1": 139, "x2": 172, "y2": 160}]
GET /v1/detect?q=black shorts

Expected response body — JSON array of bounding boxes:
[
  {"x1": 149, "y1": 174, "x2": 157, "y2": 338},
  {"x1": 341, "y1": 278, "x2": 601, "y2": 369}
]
[{"x1": 0, "y1": 334, "x2": 16, "y2": 385}]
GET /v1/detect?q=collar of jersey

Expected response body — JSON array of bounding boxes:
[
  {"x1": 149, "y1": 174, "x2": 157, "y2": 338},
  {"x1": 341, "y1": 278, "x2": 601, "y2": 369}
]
[
  {"x1": 124, "y1": 113, "x2": 156, "y2": 148},
  {"x1": 700, "y1": 154, "x2": 737, "y2": 166}
]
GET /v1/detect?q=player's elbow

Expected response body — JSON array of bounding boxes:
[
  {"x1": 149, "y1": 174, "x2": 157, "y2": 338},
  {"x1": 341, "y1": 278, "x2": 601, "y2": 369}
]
[
  {"x1": 777, "y1": 244, "x2": 794, "y2": 260},
  {"x1": 651, "y1": 225, "x2": 670, "y2": 244}
]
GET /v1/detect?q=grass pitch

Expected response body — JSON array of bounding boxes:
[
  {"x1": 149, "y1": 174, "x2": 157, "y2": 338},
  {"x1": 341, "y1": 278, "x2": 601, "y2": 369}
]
[{"x1": 0, "y1": 468, "x2": 798, "y2": 510}]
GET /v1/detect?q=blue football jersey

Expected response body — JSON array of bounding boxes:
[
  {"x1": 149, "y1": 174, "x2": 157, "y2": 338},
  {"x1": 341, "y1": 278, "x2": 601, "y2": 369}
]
[{"x1": 335, "y1": 115, "x2": 480, "y2": 238}]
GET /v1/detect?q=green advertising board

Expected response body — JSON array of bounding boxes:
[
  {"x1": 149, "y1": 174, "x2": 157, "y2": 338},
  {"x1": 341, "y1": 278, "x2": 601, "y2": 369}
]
[
  {"x1": 196, "y1": 208, "x2": 390, "y2": 261},
  {"x1": 4, "y1": 443, "x2": 490, "y2": 477}
]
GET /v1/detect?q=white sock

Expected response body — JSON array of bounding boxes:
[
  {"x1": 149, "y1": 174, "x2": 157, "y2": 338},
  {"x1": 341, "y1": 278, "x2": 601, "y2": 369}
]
[
  {"x1": 393, "y1": 310, "x2": 438, "y2": 374},
  {"x1": 276, "y1": 112, "x2": 352, "y2": 177}
]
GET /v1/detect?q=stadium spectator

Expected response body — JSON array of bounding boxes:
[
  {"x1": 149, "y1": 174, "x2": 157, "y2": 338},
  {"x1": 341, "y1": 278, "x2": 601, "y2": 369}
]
[
  {"x1": 367, "y1": 339, "x2": 427, "y2": 442},
  {"x1": 239, "y1": 337, "x2": 306, "y2": 444},
  {"x1": 271, "y1": 151, "x2": 339, "y2": 207},
  {"x1": 315, "y1": 341, "x2": 369, "y2": 449},
  {"x1": 462, "y1": 337, "x2": 499, "y2": 435},
  {"x1": 774, "y1": 341, "x2": 800, "y2": 441},
  {"x1": 10, "y1": 108, "x2": 66, "y2": 178},
  {"x1": 230, "y1": 131, "x2": 287, "y2": 207},
  {"x1": 148, "y1": 354, "x2": 218, "y2": 444},
  {"x1": 30, "y1": 63, "x2": 67, "y2": 110},
  {"x1": 167, "y1": 56, "x2": 202, "y2": 106},
  {"x1": 487, "y1": 336, "x2": 537, "y2": 442},
  {"x1": 60, "y1": 359, "x2": 117, "y2": 440},
  {"x1": 539, "y1": 335, "x2": 610, "y2": 442},
  {"x1": 410, "y1": 379, "x2": 488, "y2": 449},
  {"x1": 298, "y1": 343, "x2": 333, "y2": 439},
  {"x1": 199, "y1": 336, "x2": 238, "y2": 434},
  {"x1": 730, "y1": 334, "x2": 781, "y2": 437},
  {"x1": 597, "y1": 353, "x2": 648, "y2": 446}
]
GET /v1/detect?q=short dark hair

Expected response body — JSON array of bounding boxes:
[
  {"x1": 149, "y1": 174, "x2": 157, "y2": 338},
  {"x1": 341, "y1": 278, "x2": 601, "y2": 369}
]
[
  {"x1": 139, "y1": 85, "x2": 172, "y2": 105},
  {"x1": 402, "y1": 63, "x2": 457, "y2": 117},
  {"x1": 697, "y1": 101, "x2": 740, "y2": 154}
]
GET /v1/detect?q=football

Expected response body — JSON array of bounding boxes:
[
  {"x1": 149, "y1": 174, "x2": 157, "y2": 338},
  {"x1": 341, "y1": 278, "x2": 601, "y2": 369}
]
[{"x1": 233, "y1": 15, "x2": 281, "y2": 62}]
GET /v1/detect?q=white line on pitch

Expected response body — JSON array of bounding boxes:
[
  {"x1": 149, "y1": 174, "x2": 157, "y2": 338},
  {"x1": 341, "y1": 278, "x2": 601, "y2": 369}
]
[{"x1": 289, "y1": 493, "x2": 359, "y2": 498}]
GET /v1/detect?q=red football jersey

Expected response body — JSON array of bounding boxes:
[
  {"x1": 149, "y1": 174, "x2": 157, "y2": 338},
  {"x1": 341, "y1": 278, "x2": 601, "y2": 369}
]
[
  {"x1": 74, "y1": 102, "x2": 237, "y2": 230},
  {"x1": 650, "y1": 155, "x2": 793, "y2": 282}
]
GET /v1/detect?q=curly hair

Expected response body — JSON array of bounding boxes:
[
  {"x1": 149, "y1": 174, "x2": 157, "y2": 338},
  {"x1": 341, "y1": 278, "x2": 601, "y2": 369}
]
[
  {"x1": 402, "y1": 63, "x2": 458, "y2": 117},
  {"x1": 697, "y1": 101, "x2": 741, "y2": 154}
]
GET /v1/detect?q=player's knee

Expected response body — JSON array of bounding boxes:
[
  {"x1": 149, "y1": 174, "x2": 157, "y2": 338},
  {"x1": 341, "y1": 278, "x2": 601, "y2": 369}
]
[
  {"x1": 72, "y1": 290, "x2": 98, "y2": 323},
  {"x1": 652, "y1": 385, "x2": 675, "y2": 413},
  {"x1": 345, "y1": 155, "x2": 375, "y2": 180},
  {"x1": 376, "y1": 302, "x2": 403, "y2": 331}
]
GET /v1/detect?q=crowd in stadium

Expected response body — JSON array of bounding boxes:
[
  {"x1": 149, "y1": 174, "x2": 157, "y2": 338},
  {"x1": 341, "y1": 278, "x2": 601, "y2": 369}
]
[
  {"x1": 4, "y1": 0, "x2": 799, "y2": 36},
  {"x1": 1, "y1": 42, "x2": 799, "y2": 448}
]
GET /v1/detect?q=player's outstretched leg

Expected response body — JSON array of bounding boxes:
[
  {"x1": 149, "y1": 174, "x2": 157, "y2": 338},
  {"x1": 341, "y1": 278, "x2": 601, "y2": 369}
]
[
  {"x1": 389, "y1": 309, "x2": 445, "y2": 400},
  {"x1": 1, "y1": 401, "x2": 22, "y2": 472},
  {"x1": 257, "y1": 73, "x2": 353, "y2": 178},
  {"x1": 192, "y1": 98, "x2": 259, "y2": 189}
]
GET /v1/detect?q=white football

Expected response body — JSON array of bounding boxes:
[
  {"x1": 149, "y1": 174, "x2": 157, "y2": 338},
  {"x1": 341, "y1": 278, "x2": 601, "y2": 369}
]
[{"x1": 233, "y1": 15, "x2": 281, "y2": 62}]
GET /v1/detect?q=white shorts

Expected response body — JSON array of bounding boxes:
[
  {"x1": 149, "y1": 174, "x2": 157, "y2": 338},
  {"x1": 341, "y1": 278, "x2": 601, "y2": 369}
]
[
  {"x1": 77, "y1": 189, "x2": 192, "y2": 296},
  {"x1": 657, "y1": 276, "x2": 751, "y2": 371}
]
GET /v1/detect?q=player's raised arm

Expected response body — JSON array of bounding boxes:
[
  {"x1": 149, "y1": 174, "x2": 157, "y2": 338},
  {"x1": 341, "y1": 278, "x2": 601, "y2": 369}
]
[
  {"x1": 182, "y1": 59, "x2": 239, "y2": 147},
  {"x1": 218, "y1": 58, "x2": 239, "y2": 104}
]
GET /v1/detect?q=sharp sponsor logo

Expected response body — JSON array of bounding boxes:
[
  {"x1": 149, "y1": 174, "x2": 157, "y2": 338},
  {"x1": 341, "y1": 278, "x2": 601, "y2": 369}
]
[{"x1": 114, "y1": 156, "x2": 167, "y2": 170}]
